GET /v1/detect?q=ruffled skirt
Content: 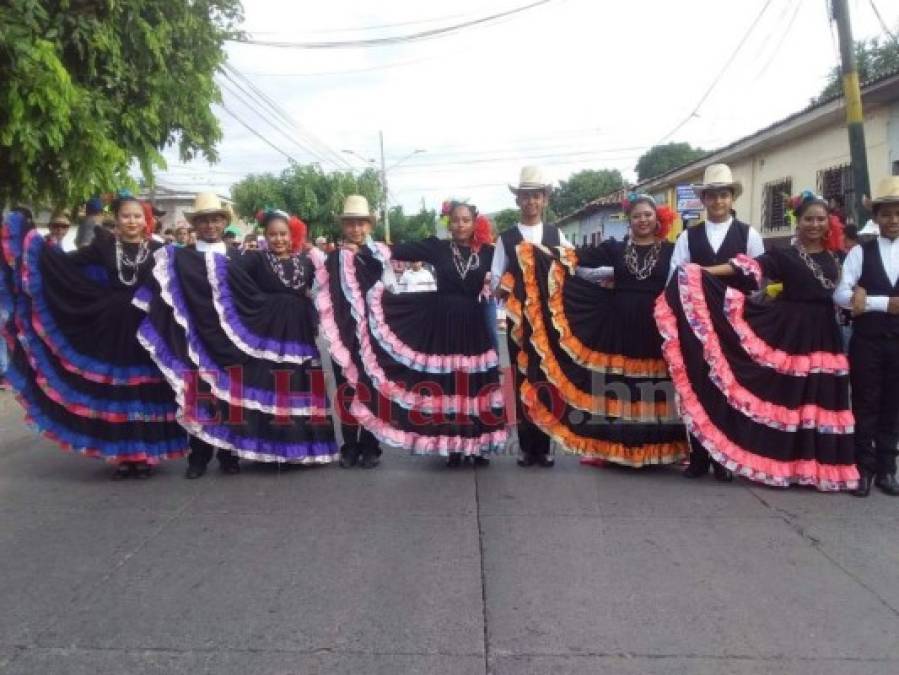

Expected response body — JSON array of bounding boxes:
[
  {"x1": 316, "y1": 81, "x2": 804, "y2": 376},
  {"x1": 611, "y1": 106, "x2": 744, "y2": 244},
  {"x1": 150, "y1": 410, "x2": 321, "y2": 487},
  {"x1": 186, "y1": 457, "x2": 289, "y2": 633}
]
[
  {"x1": 654, "y1": 263, "x2": 858, "y2": 490},
  {"x1": 510, "y1": 244, "x2": 687, "y2": 466},
  {"x1": 134, "y1": 246, "x2": 337, "y2": 464},
  {"x1": 0, "y1": 227, "x2": 187, "y2": 463},
  {"x1": 315, "y1": 247, "x2": 507, "y2": 456}
]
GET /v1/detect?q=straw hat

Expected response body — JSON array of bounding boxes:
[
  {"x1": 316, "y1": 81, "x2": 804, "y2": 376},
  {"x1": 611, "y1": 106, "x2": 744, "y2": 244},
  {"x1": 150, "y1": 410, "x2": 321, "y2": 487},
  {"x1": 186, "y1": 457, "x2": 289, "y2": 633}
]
[
  {"x1": 184, "y1": 192, "x2": 231, "y2": 224},
  {"x1": 692, "y1": 163, "x2": 743, "y2": 199},
  {"x1": 339, "y1": 195, "x2": 375, "y2": 222},
  {"x1": 509, "y1": 166, "x2": 552, "y2": 196},
  {"x1": 866, "y1": 176, "x2": 899, "y2": 208},
  {"x1": 48, "y1": 210, "x2": 71, "y2": 227}
]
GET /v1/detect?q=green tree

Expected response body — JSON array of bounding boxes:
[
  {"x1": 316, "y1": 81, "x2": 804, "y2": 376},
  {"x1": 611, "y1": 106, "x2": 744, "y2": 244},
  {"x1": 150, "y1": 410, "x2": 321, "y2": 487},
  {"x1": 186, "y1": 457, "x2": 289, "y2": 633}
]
[
  {"x1": 492, "y1": 208, "x2": 520, "y2": 233},
  {"x1": 230, "y1": 163, "x2": 384, "y2": 242},
  {"x1": 816, "y1": 35, "x2": 899, "y2": 102},
  {"x1": 373, "y1": 206, "x2": 435, "y2": 244},
  {"x1": 635, "y1": 143, "x2": 707, "y2": 182},
  {"x1": 551, "y1": 169, "x2": 624, "y2": 219},
  {"x1": 0, "y1": 0, "x2": 243, "y2": 210}
]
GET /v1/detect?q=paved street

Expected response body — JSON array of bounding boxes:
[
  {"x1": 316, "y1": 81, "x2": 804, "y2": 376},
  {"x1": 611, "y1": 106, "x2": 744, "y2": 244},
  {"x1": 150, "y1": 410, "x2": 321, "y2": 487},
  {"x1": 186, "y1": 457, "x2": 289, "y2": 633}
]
[{"x1": 2, "y1": 387, "x2": 899, "y2": 675}]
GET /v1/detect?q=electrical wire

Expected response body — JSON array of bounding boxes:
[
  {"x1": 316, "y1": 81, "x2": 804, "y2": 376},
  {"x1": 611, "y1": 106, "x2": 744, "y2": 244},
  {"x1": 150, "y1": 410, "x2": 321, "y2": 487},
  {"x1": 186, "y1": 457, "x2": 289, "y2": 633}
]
[
  {"x1": 218, "y1": 104, "x2": 302, "y2": 164},
  {"x1": 868, "y1": 0, "x2": 897, "y2": 41},
  {"x1": 653, "y1": 0, "x2": 776, "y2": 145},
  {"x1": 231, "y1": 0, "x2": 555, "y2": 49}
]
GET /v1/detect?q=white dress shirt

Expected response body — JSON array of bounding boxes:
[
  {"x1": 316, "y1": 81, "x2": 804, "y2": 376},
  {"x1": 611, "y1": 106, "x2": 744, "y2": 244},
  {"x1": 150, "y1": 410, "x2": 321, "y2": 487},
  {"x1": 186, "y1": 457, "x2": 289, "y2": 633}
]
[
  {"x1": 400, "y1": 267, "x2": 437, "y2": 292},
  {"x1": 668, "y1": 217, "x2": 765, "y2": 280},
  {"x1": 834, "y1": 236, "x2": 899, "y2": 313},
  {"x1": 195, "y1": 240, "x2": 228, "y2": 255}
]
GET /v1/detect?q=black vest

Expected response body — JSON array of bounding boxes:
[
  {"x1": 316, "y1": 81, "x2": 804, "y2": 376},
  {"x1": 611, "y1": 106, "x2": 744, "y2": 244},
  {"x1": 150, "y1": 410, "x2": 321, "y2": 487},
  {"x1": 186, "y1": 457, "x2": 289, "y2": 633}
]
[
  {"x1": 687, "y1": 219, "x2": 752, "y2": 290},
  {"x1": 501, "y1": 223, "x2": 561, "y2": 280},
  {"x1": 853, "y1": 239, "x2": 899, "y2": 338},
  {"x1": 687, "y1": 219, "x2": 751, "y2": 265}
]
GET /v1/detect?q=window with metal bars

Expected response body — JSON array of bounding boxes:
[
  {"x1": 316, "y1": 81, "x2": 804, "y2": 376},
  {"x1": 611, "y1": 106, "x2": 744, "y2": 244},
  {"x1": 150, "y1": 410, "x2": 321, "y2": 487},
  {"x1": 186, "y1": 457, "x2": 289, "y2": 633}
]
[
  {"x1": 762, "y1": 178, "x2": 792, "y2": 231},
  {"x1": 816, "y1": 164, "x2": 853, "y2": 211}
]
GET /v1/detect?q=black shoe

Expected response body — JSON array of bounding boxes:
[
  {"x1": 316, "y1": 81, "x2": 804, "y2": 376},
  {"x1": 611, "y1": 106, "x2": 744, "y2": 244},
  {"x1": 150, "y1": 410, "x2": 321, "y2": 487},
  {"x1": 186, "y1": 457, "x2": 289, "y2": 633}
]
[
  {"x1": 132, "y1": 461, "x2": 152, "y2": 479},
  {"x1": 113, "y1": 463, "x2": 135, "y2": 480},
  {"x1": 446, "y1": 453, "x2": 463, "y2": 468},
  {"x1": 339, "y1": 445, "x2": 359, "y2": 468},
  {"x1": 712, "y1": 461, "x2": 734, "y2": 482},
  {"x1": 536, "y1": 454, "x2": 555, "y2": 468},
  {"x1": 220, "y1": 462, "x2": 241, "y2": 475},
  {"x1": 185, "y1": 465, "x2": 206, "y2": 480},
  {"x1": 875, "y1": 473, "x2": 899, "y2": 496},
  {"x1": 683, "y1": 463, "x2": 708, "y2": 479},
  {"x1": 471, "y1": 455, "x2": 490, "y2": 468},
  {"x1": 517, "y1": 453, "x2": 536, "y2": 468},
  {"x1": 359, "y1": 450, "x2": 380, "y2": 469},
  {"x1": 852, "y1": 471, "x2": 873, "y2": 498}
]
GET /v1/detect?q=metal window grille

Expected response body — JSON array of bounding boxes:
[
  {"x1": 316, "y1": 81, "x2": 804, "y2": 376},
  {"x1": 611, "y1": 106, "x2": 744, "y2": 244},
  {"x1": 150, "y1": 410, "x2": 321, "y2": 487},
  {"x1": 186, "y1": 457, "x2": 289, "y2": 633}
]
[{"x1": 762, "y1": 178, "x2": 792, "y2": 231}]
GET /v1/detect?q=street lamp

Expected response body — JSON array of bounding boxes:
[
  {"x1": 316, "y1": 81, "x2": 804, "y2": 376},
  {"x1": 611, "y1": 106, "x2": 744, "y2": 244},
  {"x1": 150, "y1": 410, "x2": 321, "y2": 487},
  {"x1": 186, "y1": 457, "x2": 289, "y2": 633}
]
[{"x1": 342, "y1": 136, "x2": 426, "y2": 244}]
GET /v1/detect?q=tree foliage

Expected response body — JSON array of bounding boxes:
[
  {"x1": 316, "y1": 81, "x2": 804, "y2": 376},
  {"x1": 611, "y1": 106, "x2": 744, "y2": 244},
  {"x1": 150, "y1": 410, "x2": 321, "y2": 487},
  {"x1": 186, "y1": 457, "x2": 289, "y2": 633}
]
[
  {"x1": 0, "y1": 0, "x2": 242, "y2": 210},
  {"x1": 373, "y1": 206, "x2": 436, "y2": 245},
  {"x1": 635, "y1": 142, "x2": 708, "y2": 182},
  {"x1": 816, "y1": 35, "x2": 899, "y2": 102},
  {"x1": 230, "y1": 163, "x2": 384, "y2": 242},
  {"x1": 550, "y1": 169, "x2": 624, "y2": 219},
  {"x1": 492, "y1": 208, "x2": 520, "y2": 233}
]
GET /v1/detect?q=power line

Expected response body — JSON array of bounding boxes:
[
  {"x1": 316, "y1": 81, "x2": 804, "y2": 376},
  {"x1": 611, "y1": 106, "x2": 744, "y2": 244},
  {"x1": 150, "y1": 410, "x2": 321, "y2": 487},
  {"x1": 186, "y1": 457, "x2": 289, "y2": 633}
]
[
  {"x1": 218, "y1": 103, "x2": 302, "y2": 164},
  {"x1": 868, "y1": 0, "x2": 897, "y2": 40},
  {"x1": 653, "y1": 0, "x2": 776, "y2": 145},
  {"x1": 231, "y1": 0, "x2": 555, "y2": 49},
  {"x1": 245, "y1": 9, "x2": 475, "y2": 36}
]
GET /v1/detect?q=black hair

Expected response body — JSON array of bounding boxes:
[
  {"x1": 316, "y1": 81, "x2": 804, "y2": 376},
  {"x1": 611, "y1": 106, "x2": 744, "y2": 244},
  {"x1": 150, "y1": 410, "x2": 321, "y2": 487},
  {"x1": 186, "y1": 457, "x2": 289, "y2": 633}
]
[
  {"x1": 448, "y1": 201, "x2": 479, "y2": 220},
  {"x1": 794, "y1": 195, "x2": 828, "y2": 220},
  {"x1": 111, "y1": 195, "x2": 141, "y2": 215},
  {"x1": 625, "y1": 195, "x2": 656, "y2": 215},
  {"x1": 843, "y1": 224, "x2": 859, "y2": 240},
  {"x1": 261, "y1": 210, "x2": 289, "y2": 231}
]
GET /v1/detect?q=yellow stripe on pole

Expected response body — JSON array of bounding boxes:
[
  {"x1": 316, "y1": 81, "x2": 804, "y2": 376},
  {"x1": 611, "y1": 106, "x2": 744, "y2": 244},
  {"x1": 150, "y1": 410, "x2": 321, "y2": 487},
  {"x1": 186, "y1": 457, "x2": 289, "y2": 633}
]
[{"x1": 843, "y1": 71, "x2": 864, "y2": 124}]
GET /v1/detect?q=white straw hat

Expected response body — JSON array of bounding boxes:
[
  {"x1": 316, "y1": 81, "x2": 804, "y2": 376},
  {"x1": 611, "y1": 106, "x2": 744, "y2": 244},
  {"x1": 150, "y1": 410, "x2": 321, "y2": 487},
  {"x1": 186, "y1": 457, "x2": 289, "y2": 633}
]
[
  {"x1": 509, "y1": 166, "x2": 552, "y2": 196},
  {"x1": 692, "y1": 164, "x2": 743, "y2": 199}
]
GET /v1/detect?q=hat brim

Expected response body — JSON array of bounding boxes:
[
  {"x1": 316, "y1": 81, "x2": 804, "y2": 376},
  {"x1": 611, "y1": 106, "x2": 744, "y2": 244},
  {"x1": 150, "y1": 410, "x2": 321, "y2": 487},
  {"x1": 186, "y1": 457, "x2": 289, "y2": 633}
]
[
  {"x1": 509, "y1": 184, "x2": 552, "y2": 196},
  {"x1": 870, "y1": 195, "x2": 899, "y2": 207},
  {"x1": 694, "y1": 182, "x2": 743, "y2": 200},
  {"x1": 185, "y1": 208, "x2": 230, "y2": 223},
  {"x1": 339, "y1": 212, "x2": 375, "y2": 223}
]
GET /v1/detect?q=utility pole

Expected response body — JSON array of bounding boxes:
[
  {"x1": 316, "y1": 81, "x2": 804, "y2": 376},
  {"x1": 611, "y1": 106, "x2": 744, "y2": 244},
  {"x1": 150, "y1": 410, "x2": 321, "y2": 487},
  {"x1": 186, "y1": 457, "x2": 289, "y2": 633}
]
[
  {"x1": 832, "y1": 0, "x2": 871, "y2": 226},
  {"x1": 379, "y1": 130, "x2": 390, "y2": 244}
]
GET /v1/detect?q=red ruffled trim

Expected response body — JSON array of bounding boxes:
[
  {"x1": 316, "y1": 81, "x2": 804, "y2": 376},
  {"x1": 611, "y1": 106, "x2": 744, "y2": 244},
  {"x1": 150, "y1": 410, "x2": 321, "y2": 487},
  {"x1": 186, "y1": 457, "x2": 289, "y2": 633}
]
[
  {"x1": 343, "y1": 250, "x2": 502, "y2": 415},
  {"x1": 366, "y1": 282, "x2": 499, "y2": 373},
  {"x1": 348, "y1": 396, "x2": 507, "y2": 456},
  {"x1": 724, "y1": 289, "x2": 849, "y2": 376},
  {"x1": 654, "y1": 290, "x2": 858, "y2": 491},
  {"x1": 313, "y1": 252, "x2": 360, "y2": 384},
  {"x1": 730, "y1": 254, "x2": 762, "y2": 287},
  {"x1": 678, "y1": 264, "x2": 853, "y2": 432}
]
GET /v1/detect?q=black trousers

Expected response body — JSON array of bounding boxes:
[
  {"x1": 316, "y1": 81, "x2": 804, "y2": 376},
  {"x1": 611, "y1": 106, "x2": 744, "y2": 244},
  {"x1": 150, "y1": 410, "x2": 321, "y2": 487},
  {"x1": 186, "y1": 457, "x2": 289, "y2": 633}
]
[
  {"x1": 850, "y1": 333, "x2": 899, "y2": 476},
  {"x1": 332, "y1": 363, "x2": 380, "y2": 456},
  {"x1": 187, "y1": 437, "x2": 238, "y2": 469},
  {"x1": 686, "y1": 434, "x2": 722, "y2": 472},
  {"x1": 506, "y1": 325, "x2": 550, "y2": 458}
]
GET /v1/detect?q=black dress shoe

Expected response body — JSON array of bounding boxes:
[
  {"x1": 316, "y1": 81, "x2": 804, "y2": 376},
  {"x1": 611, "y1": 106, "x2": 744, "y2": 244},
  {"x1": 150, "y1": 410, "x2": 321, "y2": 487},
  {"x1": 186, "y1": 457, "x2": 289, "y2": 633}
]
[
  {"x1": 446, "y1": 453, "x2": 463, "y2": 468},
  {"x1": 875, "y1": 473, "x2": 899, "y2": 496},
  {"x1": 712, "y1": 461, "x2": 734, "y2": 482},
  {"x1": 359, "y1": 450, "x2": 380, "y2": 469},
  {"x1": 517, "y1": 453, "x2": 536, "y2": 467},
  {"x1": 470, "y1": 455, "x2": 490, "y2": 467},
  {"x1": 536, "y1": 454, "x2": 555, "y2": 468},
  {"x1": 220, "y1": 461, "x2": 241, "y2": 475},
  {"x1": 185, "y1": 465, "x2": 206, "y2": 480},
  {"x1": 683, "y1": 464, "x2": 708, "y2": 479},
  {"x1": 852, "y1": 472, "x2": 873, "y2": 498},
  {"x1": 339, "y1": 446, "x2": 359, "y2": 468}
]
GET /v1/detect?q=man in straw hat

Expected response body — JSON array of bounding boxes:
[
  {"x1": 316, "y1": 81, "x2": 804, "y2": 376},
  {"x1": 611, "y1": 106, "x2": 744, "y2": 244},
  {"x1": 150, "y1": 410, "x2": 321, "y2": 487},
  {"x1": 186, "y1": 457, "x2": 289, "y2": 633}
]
[
  {"x1": 836, "y1": 176, "x2": 899, "y2": 497},
  {"x1": 670, "y1": 163, "x2": 765, "y2": 482},
  {"x1": 181, "y1": 192, "x2": 243, "y2": 480},
  {"x1": 324, "y1": 195, "x2": 384, "y2": 469},
  {"x1": 491, "y1": 166, "x2": 569, "y2": 468}
]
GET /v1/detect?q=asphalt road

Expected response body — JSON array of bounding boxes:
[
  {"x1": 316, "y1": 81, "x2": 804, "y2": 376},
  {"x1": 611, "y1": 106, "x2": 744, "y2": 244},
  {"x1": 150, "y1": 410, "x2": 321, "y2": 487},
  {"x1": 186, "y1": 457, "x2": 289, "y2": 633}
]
[{"x1": 2, "y1": 387, "x2": 899, "y2": 675}]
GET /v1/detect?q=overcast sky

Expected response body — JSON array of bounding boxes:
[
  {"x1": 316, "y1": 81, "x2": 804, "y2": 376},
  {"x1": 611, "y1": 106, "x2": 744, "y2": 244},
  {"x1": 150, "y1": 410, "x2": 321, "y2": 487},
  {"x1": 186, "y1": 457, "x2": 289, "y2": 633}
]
[{"x1": 157, "y1": 0, "x2": 899, "y2": 214}]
